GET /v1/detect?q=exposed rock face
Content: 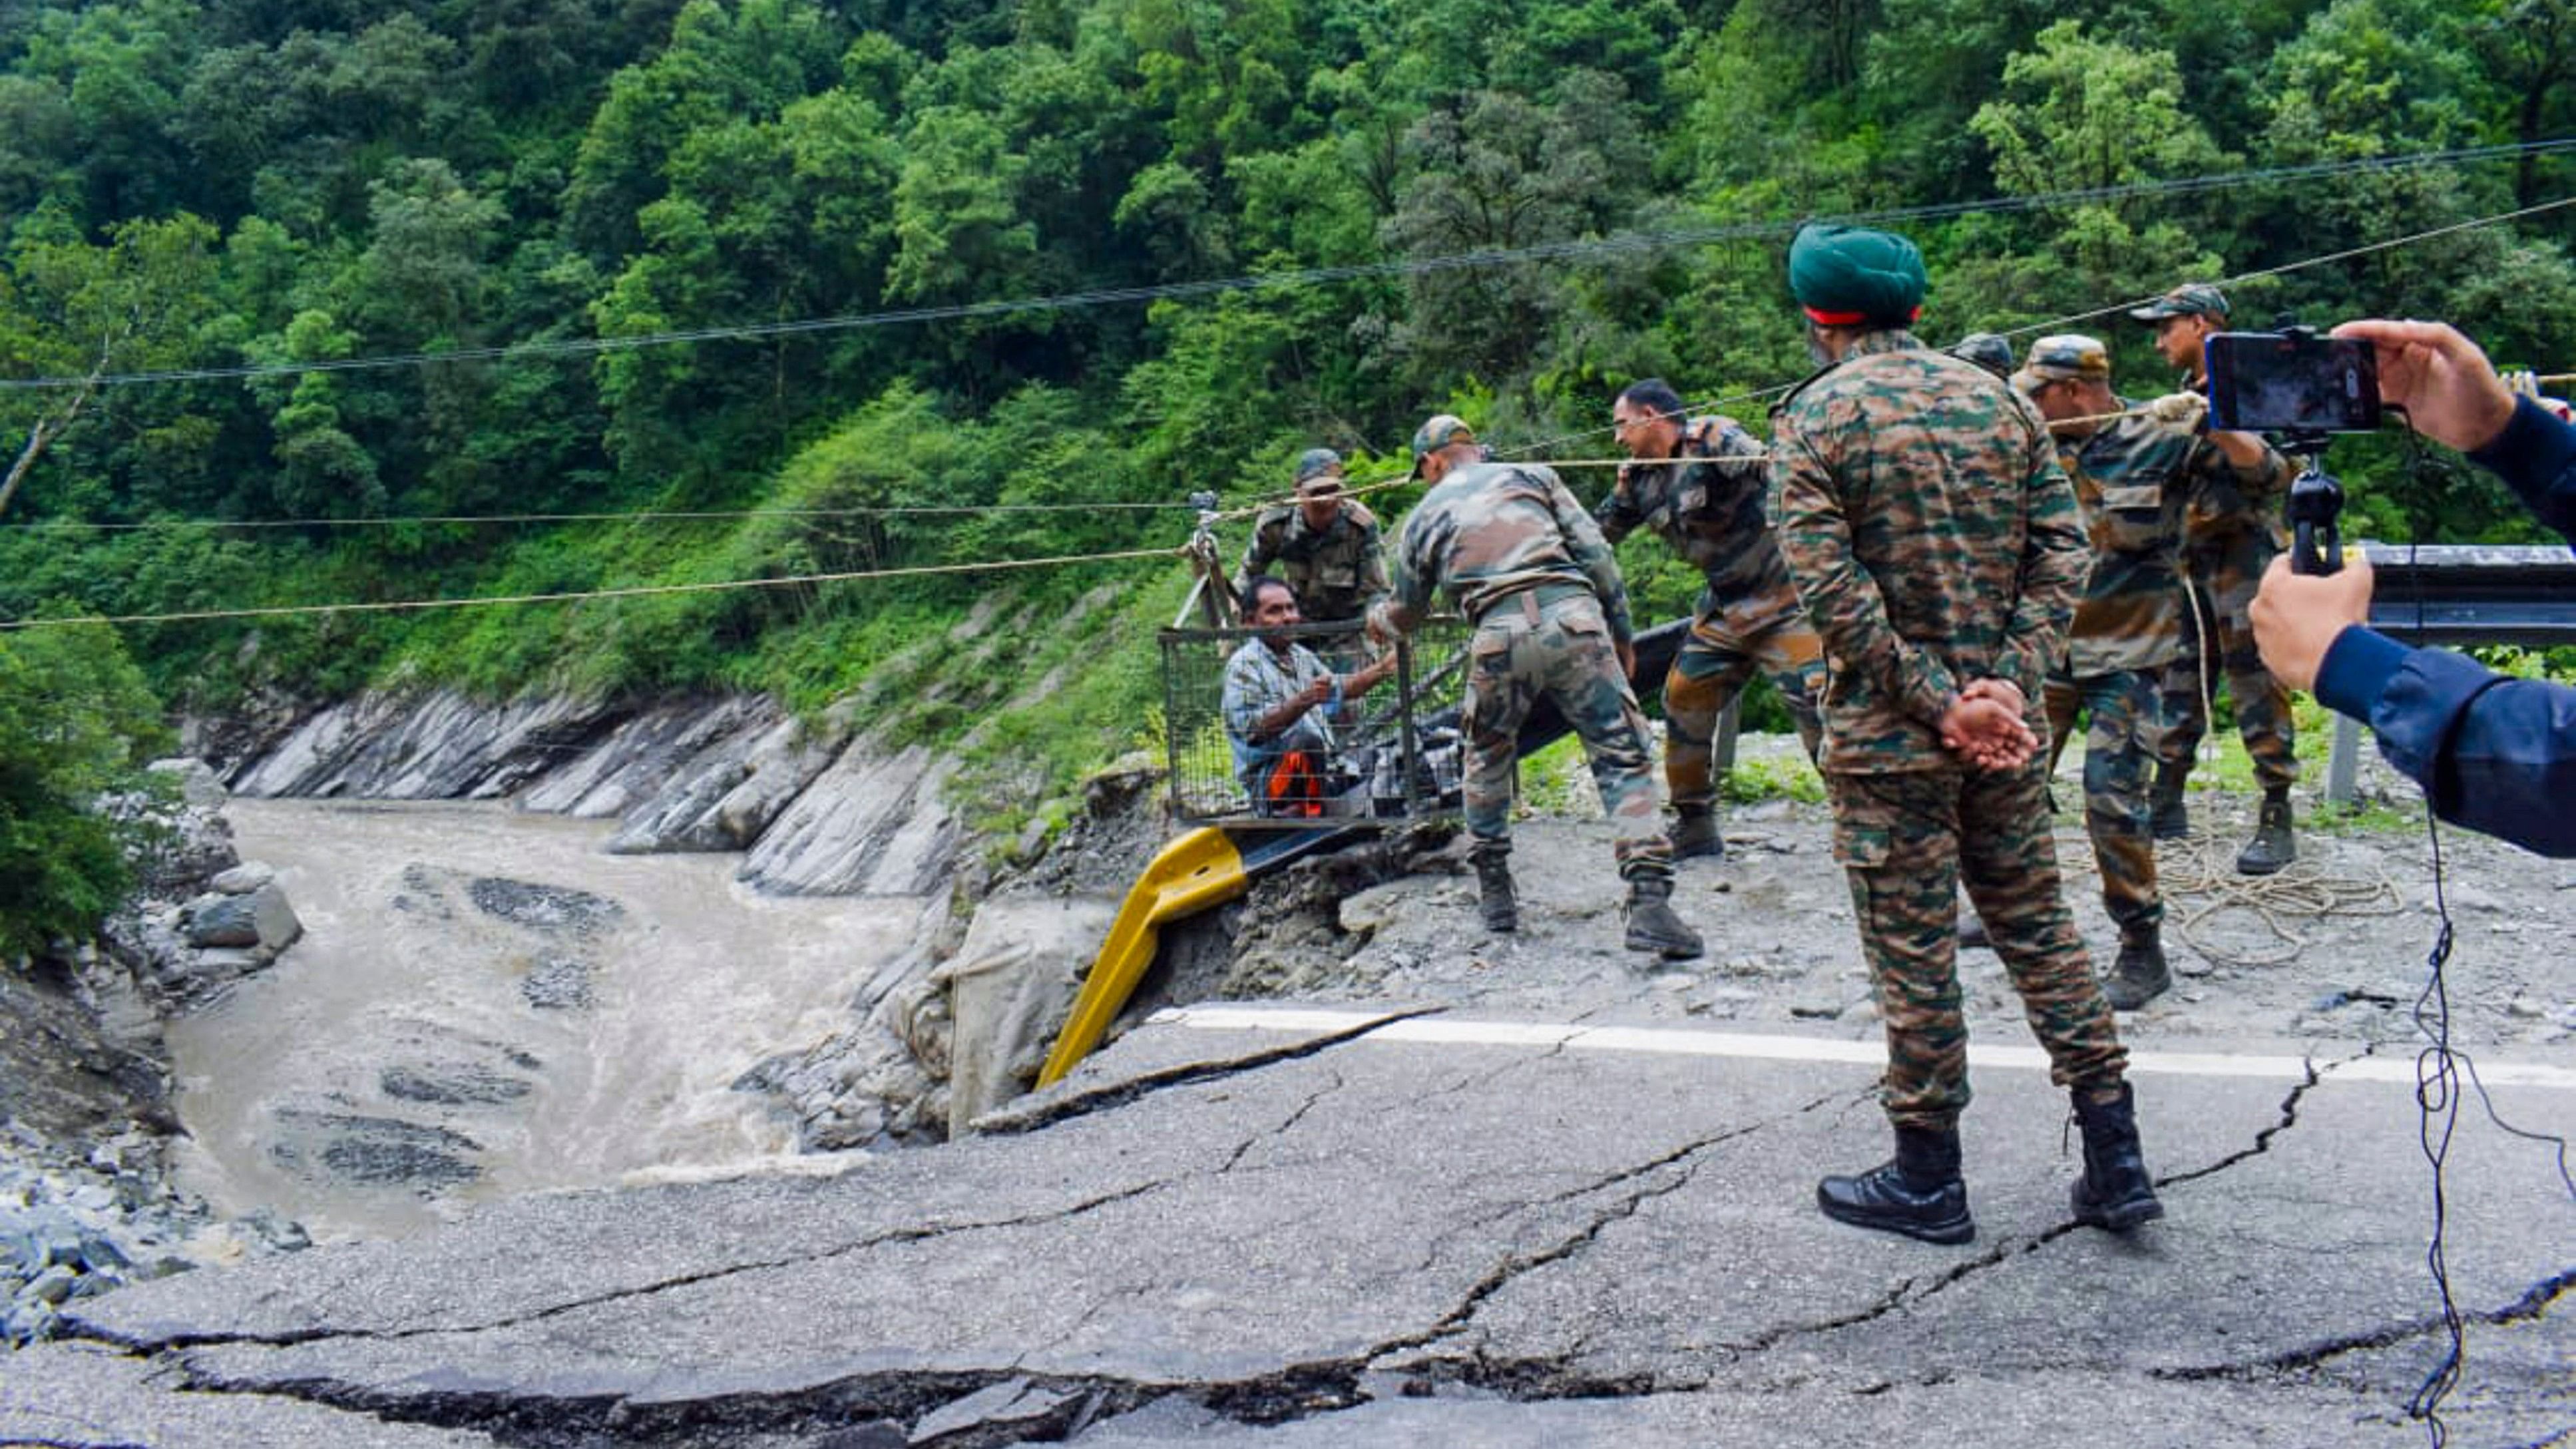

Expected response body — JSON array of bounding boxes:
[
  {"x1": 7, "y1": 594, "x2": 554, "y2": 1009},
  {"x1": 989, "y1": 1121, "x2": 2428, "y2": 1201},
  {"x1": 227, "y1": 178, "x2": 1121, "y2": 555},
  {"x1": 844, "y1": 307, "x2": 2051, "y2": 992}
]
[
  {"x1": 214, "y1": 692, "x2": 960, "y2": 897},
  {"x1": 606, "y1": 710, "x2": 847, "y2": 855},
  {"x1": 227, "y1": 691, "x2": 624, "y2": 801},
  {"x1": 740, "y1": 743, "x2": 959, "y2": 896}
]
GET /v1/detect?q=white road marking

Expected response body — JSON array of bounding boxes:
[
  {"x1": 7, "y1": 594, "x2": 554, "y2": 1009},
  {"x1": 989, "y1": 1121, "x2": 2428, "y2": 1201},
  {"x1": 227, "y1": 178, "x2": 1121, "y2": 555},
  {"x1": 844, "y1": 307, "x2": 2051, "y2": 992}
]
[{"x1": 1148, "y1": 1005, "x2": 2576, "y2": 1090}]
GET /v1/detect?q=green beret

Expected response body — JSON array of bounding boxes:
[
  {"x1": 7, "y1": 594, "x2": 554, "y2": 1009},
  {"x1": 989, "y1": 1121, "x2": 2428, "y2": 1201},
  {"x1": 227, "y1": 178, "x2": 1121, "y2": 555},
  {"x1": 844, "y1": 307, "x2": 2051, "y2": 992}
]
[{"x1": 1788, "y1": 223, "x2": 1927, "y2": 325}]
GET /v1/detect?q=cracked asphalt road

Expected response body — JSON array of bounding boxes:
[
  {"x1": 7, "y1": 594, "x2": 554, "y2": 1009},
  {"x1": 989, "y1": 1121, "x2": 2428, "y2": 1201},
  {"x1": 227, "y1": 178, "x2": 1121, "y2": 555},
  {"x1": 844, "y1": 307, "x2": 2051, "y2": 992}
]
[{"x1": 15, "y1": 1001, "x2": 2572, "y2": 1447}]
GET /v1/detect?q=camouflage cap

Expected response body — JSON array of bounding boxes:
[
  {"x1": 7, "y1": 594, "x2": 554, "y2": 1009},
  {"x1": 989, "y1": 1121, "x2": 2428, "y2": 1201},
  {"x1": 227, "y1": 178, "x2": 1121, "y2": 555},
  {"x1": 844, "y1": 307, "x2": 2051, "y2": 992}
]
[
  {"x1": 1408, "y1": 414, "x2": 1476, "y2": 478},
  {"x1": 1293, "y1": 447, "x2": 1346, "y2": 491},
  {"x1": 1946, "y1": 332, "x2": 2016, "y2": 379},
  {"x1": 2127, "y1": 282, "x2": 2230, "y2": 323},
  {"x1": 2009, "y1": 334, "x2": 2111, "y2": 392}
]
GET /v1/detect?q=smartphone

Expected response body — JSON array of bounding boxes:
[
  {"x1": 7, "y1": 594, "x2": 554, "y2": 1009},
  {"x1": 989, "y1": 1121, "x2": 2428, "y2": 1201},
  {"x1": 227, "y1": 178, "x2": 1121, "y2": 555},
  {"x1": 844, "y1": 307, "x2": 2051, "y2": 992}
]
[{"x1": 2203, "y1": 331, "x2": 2382, "y2": 433}]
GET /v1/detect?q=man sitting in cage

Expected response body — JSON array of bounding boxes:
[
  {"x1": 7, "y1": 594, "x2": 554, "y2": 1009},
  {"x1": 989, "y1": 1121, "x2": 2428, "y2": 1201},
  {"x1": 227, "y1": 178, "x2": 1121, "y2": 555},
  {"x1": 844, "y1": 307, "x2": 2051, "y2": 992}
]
[{"x1": 1222, "y1": 576, "x2": 1400, "y2": 816}]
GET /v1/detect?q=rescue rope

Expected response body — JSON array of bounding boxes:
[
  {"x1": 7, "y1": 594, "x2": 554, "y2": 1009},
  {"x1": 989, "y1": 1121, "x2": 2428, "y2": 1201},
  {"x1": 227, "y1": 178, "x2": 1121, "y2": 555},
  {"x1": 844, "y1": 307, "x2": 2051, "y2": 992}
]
[
  {"x1": 0, "y1": 543, "x2": 1184, "y2": 632},
  {"x1": 2135, "y1": 576, "x2": 2404, "y2": 970},
  {"x1": 2155, "y1": 827, "x2": 2407, "y2": 970},
  {"x1": 0, "y1": 500, "x2": 1192, "y2": 532}
]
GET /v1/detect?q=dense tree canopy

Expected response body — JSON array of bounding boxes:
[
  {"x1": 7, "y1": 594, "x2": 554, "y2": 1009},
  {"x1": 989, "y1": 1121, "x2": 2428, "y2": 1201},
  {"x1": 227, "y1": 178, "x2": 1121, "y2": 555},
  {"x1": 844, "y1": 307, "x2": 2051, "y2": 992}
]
[{"x1": 0, "y1": 0, "x2": 2567, "y2": 729}]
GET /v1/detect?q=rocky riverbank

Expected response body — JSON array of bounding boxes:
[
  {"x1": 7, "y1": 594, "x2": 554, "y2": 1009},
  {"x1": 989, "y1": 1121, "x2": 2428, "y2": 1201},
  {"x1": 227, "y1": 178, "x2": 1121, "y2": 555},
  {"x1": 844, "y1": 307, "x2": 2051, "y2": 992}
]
[
  {"x1": 3, "y1": 761, "x2": 318, "y2": 1345},
  {"x1": 7, "y1": 687, "x2": 1165, "y2": 1284}
]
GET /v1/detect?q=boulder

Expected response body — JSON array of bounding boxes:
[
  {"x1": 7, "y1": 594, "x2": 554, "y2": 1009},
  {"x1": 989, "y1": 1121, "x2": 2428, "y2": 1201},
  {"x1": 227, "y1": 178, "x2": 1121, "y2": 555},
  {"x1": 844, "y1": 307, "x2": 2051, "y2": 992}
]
[
  {"x1": 207, "y1": 863, "x2": 276, "y2": 895},
  {"x1": 182, "y1": 884, "x2": 301, "y2": 954}
]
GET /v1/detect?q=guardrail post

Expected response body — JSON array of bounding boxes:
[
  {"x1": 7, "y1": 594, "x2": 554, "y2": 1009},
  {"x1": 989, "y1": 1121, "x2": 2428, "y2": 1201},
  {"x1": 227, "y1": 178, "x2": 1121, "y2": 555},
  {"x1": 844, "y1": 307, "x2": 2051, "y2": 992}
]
[{"x1": 2326, "y1": 712, "x2": 2361, "y2": 806}]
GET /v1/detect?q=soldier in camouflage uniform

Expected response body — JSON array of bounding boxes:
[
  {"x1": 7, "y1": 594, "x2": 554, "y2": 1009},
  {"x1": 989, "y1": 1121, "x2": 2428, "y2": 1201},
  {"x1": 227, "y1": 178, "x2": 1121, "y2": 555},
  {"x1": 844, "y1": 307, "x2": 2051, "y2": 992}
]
[
  {"x1": 1235, "y1": 449, "x2": 1392, "y2": 627},
  {"x1": 2129, "y1": 284, "x2": 2302, "y2": 874},
  {"x1": 2015, "y1": 336, "x2": 2286, "y2": 1010},
  {"x1": 1600, "y1": 377, "x2": 1826, "y2": 859},
  {"x1": 1365, "y1": 414, "x2": 1700, "y2": 958},
  {"x1": 1768, "y1": 224, "x2": 2159, "y2": 1245}
]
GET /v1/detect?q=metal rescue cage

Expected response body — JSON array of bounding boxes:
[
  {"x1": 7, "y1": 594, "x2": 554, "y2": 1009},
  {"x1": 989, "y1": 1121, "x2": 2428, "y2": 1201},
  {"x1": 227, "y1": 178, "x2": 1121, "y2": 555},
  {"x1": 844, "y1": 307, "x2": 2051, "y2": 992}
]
[{"x1": 1162, "y1": 616, "x2": 1470, "y2": 827}]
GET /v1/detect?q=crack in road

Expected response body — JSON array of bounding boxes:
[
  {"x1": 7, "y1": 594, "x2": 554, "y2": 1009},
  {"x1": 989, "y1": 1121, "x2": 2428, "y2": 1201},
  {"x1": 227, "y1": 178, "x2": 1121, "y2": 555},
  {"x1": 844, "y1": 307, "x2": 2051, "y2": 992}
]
[
  {"x1": 1354, "y1": 1111, "x2": 1792, "y2": 1388},
  {"x1": 67, "y1": 1176, "x2": 1173, "y2": 1358},
  {"x1": 1697, "y1": 1054, "x2": 2384, "y2": 1357},
  {"x1": 35, "y1": 1016, "x2": 2561, "y2": 1444},
  {"x1": 2154, "y1": 1266, "x2": 2576, "y2": 1382},
  {"x1": 2153, "y1": 1044, "x2": 2364, "y2": 1189},
  {"x1": 970, "y1": 1005, "x2": 1446, "y2": 1135},
  {"x1": 1216, "y1": 1068, "x2": 1345, "y2": 1175}
]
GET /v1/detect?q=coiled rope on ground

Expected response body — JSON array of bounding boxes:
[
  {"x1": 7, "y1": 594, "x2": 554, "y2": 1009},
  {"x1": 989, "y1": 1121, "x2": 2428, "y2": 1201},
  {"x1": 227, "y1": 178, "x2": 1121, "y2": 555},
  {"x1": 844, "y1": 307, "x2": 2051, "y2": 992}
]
[{"x1": 2153, "y1": 825, "x2": 2407, "y2": 970}]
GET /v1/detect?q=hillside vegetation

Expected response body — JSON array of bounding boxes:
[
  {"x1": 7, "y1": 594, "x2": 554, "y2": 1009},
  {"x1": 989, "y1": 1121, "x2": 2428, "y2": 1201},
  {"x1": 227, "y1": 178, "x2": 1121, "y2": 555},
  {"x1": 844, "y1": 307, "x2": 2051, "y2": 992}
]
[{"x1": 1, "y1": 0, "x2": 2573, "y2": 938}]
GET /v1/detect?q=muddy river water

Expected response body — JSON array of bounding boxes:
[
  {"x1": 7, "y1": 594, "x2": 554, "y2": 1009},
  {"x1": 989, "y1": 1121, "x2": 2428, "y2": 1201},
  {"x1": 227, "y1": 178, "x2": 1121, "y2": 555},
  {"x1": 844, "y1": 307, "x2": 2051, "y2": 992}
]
[{"x1": 164, "y1": 799, "x2": 931, "y2": 1239}]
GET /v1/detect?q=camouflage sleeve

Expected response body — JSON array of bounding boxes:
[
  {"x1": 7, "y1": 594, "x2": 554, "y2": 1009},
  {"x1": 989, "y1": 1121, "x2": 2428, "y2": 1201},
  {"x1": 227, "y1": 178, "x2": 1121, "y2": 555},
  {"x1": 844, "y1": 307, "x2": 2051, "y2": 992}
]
[
  {"x1": 1359, "y1": 522, "x2": 1392, "y2": 605},
  {"x1": 1233, "y1": 517, "x2": 1277, "y2": 599},
  {"x1": 1549, "y1": 471, "x2": 1633, "y2": 642},
  {"x1": 1594, "y1": 471, "x2": 1643, "y2": 545},
  {"x1": 1712, "y1": 417, "x2": 1763, "y2": 457},
  {"x1": 1767, "y1": 414, "x2": 1960, "y2": 731},
  {"x1": 1372, "y1": 513, "x2": 1437, "y2": 638},
  {"x1": 2185, "y1": 434, "x2": 2292, "y2": 525},
  {"x1": 2000, "y1": 441, "x2": 2088, "y2": 698}
]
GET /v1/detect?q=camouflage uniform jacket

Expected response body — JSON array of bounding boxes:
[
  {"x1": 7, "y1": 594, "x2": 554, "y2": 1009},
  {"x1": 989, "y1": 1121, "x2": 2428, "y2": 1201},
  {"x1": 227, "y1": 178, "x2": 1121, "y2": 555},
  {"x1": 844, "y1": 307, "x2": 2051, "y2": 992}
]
[
  {"x1": 1235, "y1": 501, "x2": 1391, "y2": 623},
  {"x1": 2055, "y1": 406, "x2": 2265, "y2": 676},
  {"x1": 1767, "y1": 329, "x2": 2090, "y2": 774},
  {"x1": 1381, "y1": 462, "x2": 1633, "y2": 642},
  {"x1": 2173, "y1": 367, "x2": 2293, "y2": 554},
  {"x1": 1595, "y1": 415, "x2": 1805, "y2": 630}
]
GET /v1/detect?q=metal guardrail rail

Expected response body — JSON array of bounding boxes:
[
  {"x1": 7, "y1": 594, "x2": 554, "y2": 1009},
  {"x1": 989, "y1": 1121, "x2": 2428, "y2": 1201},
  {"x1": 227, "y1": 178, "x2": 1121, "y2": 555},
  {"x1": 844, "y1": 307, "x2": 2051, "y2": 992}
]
[{"x1": 2324, "y1": 542, "x2": 2576, "y2": 803}]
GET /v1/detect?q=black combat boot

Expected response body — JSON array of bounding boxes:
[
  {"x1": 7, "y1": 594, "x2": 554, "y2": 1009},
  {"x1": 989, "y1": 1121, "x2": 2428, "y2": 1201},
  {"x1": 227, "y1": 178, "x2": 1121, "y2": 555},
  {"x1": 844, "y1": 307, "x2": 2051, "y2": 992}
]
[
  {"x1": 1817, "y1": 1125, "x2": 1973, "y2": 1244},
  {"x1": 2235, "y1": 788, "x2": 2296, "y2": 875},
  {"x1": 2149, "y1": 761, "x2": 2191, "y2": 841},
  {"x1": 2104, "y1": 923, "x2": 2170, "y2": 1011},
  {"x1": 2069, "y1": 1083, "x2": 2165, "y2": 1232},
  {"x1": 1669, "y1": 805, "x2": 1724, "y2": 861},
  {"x1": 1470, "y1": 844, "x2": 1517, "y2": 933},
  {"x1": 1623, "y1": 874, "x2": 1703, "y2": 958}
]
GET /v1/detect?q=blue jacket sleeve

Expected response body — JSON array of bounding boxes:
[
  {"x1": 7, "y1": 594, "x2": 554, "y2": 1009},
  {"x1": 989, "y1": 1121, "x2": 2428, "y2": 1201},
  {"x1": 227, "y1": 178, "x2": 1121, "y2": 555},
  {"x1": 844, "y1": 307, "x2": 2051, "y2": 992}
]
[
  {"x1": 2314, "y1": 624, "x2": 2576, "y2": 857},
  {"x1": 2465, "y1": 395, "x2": 2576, "y2": 550}
]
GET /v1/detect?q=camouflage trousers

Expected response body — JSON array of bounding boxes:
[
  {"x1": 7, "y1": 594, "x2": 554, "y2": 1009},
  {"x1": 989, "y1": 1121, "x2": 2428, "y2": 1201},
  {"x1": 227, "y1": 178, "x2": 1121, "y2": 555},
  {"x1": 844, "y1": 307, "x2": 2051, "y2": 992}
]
[
  {"x1": 2045, "y1": 668, "x2": 2163, "y2": 934},
  {"x1": 1462, "y1": 588, "x2": 1671, "y2": 880},
  {"x1": 1826, "y1": 761, "x2": 2128, "y2": 1131},
  {"x1": 1662, "y1": 596, "x2": 1826, "y2": 809},
  {"x1": 2159, "y1": 531, "x2": 2298, "y2": 792}
]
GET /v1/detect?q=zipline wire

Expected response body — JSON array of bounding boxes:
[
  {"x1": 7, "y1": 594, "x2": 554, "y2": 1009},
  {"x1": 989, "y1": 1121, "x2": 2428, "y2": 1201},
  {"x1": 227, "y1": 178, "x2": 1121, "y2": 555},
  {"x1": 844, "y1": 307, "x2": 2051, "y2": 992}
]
[
  {"x1": 0, "y1": 544, "x2": 1182, "y2": 632},
  {"x1": 0, "y1": 500, "x2": 1193, "y2": 533},
  {"x1": 5, "y1": 138, "x2": 2572, "y2": 395},
  {"x1": 9, "y1": 189, "x2": 2571, "y2": 623},
  {"x1": 1491, "y1": 192, "x2": 2576, "y2": 463}
]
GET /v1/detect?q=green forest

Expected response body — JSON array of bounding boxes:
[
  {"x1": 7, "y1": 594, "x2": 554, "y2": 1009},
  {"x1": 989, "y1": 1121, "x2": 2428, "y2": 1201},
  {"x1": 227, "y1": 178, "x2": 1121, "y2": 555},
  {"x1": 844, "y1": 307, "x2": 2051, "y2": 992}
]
[{"x1": 1, "y1": 0, "x2": 2573, "y2": 939}]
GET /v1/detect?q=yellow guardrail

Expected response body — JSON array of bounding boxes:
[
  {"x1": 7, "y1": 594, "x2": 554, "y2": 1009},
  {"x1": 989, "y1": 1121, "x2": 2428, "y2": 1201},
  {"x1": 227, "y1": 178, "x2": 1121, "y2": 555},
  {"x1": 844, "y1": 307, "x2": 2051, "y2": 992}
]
[{"x1": 1036, "y1": 827, "x2": 1249, "y2": 1086}]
